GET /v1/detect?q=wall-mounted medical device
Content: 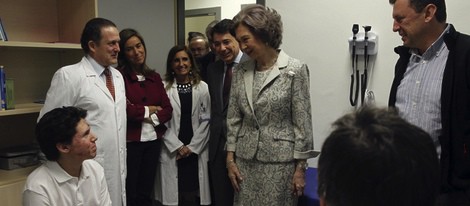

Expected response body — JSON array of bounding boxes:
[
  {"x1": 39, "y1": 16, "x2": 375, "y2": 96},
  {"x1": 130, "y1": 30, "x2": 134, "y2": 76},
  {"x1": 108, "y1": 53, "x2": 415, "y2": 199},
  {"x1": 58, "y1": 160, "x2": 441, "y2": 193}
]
[
  {"x1": 348, "y1": 24, "x2": 378, "y2": 107},
  {"x1": 348, "y1": 27, "x2": 378, "y2": 56}
]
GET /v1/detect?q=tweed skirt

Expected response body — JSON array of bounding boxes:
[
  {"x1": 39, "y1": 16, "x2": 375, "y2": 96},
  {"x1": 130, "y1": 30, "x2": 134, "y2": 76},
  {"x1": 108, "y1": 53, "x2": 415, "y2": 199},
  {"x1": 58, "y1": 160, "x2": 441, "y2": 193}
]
[{"x1": 234, "y1": 158, "x2": 298, "y2": 206}]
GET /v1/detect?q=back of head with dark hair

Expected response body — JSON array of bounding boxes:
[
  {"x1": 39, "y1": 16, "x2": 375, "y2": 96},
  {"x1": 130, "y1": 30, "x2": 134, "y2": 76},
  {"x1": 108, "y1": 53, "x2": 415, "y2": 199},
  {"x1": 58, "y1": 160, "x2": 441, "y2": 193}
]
[
  {"x1": 389, "y1": 0, "x2": 446, "y2": 22},
  {"x1": 80, "y1": 17, "x2": 117, "y2": 54},
  {"x1": 318, "y1": 106, "x2": 439, "y2": 206},
  {"x1": 36, "y1": 107, "x2": 88, "y2": 161}
]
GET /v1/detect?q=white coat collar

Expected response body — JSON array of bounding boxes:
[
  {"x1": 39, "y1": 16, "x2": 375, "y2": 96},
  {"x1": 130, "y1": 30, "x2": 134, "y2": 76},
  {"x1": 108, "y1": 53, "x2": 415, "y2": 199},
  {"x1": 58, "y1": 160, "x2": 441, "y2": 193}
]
[
  {"x1": 82, "y1": 56, "x2": 116, "y2": 101},
  {"x1": 165, "y1": 80, "x2": 202, "y2": 116}
]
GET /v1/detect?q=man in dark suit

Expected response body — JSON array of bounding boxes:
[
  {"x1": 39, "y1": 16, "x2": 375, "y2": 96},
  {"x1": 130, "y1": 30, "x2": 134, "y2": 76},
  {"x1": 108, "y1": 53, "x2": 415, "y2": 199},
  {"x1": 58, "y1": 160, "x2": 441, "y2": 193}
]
[{"x1": 206, "y1": 19, "x2": 248, "y2": 206}]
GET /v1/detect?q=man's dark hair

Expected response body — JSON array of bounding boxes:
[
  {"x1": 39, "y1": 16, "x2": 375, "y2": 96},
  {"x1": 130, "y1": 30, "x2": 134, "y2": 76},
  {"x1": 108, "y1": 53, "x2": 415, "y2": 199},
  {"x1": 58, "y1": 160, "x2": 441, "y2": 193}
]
[
  {"x1": 205, "y1": 20, "x2": 219, "y2": 44},
  {"x1": 210, "y1": 19, "x2": 235, "y2": 40},
  {"x1": 318, "y1": 106, "x2": 439, "y2": 206},
  {"x1": 80, "y1": 17, "x2": 117, "y2": 54},
  {"x1": 36, "y1": 107, "x2": 88, "y2": 161},
  {"x1": 389, "y1": 0, "x2": 446, "y2": 22}
]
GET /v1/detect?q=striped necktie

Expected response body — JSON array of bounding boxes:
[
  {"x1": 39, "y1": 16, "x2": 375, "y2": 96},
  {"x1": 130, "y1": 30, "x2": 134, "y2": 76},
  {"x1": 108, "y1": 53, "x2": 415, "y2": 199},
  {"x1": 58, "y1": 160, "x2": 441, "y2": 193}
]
[{"x1": 104, "y1": 68, "x2": 115, "y2": 100}]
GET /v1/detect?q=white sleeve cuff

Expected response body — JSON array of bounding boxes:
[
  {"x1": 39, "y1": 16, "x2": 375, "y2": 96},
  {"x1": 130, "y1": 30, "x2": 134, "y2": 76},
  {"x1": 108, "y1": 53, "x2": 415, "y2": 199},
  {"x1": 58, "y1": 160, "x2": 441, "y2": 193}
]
[
  {"x1": 150, "y1": 113, "x2": 160, "y2": 126},
  {"x1": 144, "y1": 106, "x2": 150, "y2": 118}
]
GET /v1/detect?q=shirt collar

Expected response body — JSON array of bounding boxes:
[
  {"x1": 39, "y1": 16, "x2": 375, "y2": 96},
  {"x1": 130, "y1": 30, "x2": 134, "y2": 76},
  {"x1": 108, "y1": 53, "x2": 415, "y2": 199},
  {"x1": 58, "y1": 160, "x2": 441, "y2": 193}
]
[
  {"x1": 46, "y1": 161, "x2": 75, "y2": 183},
  {"x1": 46, "y1": 161, "x2": 90, "y2": 183},
  {"x1": 86, "y1": 55, "x2": 108, "y2": 76},
  {"x1": 226, "y1": 50, "x2": 244, "y2": 68},
  {"x1": 234, "y1": 50, "x2": 243, "y2": 64},
  {"x1": 411, "y1": 24, "x2": 450, "y2": 61}
]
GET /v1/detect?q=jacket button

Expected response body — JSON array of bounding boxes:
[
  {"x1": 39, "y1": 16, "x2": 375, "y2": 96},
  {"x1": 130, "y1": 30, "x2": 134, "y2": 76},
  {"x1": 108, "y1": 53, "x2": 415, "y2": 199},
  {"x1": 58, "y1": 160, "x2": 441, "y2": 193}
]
[{"x1": 142, "y1": 97, "x2": 147, "y2": 102}]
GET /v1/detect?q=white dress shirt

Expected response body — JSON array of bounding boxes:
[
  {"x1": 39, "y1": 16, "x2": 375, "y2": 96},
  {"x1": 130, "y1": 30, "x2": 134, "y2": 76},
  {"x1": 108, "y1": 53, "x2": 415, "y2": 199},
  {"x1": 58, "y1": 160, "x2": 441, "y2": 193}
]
[{"x1": 23, "y1": 160, "x2": 112, "y2": 206}]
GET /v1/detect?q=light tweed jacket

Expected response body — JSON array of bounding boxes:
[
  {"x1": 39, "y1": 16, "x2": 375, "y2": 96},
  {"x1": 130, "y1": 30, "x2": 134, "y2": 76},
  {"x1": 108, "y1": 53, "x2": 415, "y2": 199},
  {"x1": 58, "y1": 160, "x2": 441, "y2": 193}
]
[{"x1": 226, "y1": 50, "x2": 315, "y2": 162}]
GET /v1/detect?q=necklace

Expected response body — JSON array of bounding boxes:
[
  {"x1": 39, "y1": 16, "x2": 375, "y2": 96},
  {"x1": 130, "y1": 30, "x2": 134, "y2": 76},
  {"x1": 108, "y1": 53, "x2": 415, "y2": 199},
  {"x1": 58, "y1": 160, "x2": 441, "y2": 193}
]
[
  {"x1": 256, "y1": 57, "x2": 277, "y2": 71},
  {"x1": 177, "y1": 82, "x2": 192, "y2": 94}
]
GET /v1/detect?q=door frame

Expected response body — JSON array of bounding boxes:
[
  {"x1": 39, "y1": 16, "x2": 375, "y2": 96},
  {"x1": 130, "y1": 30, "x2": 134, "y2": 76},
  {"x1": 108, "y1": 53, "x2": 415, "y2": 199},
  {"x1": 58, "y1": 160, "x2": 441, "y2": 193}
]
[{"x1": 176, "y1": 0, "x2": 265, "y2": 45}]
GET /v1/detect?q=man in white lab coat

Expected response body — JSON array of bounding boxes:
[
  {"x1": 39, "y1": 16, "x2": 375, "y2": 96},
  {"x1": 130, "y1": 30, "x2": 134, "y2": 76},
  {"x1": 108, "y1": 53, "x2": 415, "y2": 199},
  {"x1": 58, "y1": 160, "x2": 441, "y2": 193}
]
[{"x1": 38, "y1": 18, "x2": 127, "y2": 206}]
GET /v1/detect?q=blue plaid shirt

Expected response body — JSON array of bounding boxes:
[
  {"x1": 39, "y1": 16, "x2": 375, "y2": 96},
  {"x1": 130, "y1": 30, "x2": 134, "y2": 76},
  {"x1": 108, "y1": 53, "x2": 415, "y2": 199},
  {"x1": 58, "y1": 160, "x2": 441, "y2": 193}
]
[{"x1": 395, "y1": 25, "x2": 450, "y2": 157}]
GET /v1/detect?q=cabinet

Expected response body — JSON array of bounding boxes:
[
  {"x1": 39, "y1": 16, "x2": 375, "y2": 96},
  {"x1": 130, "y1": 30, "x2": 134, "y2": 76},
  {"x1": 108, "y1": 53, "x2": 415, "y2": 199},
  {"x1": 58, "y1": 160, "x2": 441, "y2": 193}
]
[
  {"x1": 0, "y1": 166, "x2": 37, "y2": 206},
  {"x1": 0, "y1": 1, "x2": 97, "y2": 205}
]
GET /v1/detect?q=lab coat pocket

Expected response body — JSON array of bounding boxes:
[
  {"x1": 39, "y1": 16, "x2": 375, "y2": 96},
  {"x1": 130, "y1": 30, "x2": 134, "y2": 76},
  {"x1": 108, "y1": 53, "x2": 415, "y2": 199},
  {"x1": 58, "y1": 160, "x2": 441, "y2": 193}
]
[{"x1": 199, "y1": 102, "x2": 210, "y2": 123}]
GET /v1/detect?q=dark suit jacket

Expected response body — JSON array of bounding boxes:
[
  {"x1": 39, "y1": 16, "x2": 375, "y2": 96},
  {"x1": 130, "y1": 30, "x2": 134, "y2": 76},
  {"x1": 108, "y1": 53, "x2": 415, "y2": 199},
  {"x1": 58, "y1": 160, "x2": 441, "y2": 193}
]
[
  {"x1": 197, "y1": 51, "x2": 217, "y2": 82},
  {"x1": 206, "y1": 53, "x2": 249, "y2": 162}
]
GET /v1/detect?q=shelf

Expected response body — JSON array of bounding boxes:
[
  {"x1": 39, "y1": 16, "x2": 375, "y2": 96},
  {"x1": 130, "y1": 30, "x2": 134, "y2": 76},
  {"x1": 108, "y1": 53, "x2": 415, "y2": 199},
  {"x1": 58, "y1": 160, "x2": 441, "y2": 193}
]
[
  {"x1": 0, "y1": 41, "x2": 81, "y2": 50},
  {"x1": 0, "y1": 165, "x2": 38, "y2": 186},
  {"x1": 0, "y1": 103, "x2": 43, "y2": 116},
  {"x1": 0, "y1": 1, "x2": 96, "y2": 204}
]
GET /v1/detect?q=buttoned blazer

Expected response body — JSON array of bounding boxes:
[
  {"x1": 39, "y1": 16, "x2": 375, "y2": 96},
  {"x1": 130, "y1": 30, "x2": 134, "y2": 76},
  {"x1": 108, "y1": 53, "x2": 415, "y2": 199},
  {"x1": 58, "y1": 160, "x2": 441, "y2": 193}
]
[
  {"x1": 38, "y1": 56, "x2": 127, "y2": 206},
  {"x1": 206, "y1": 54, "x2": 249, "y2": 161},
  {"x1": 119, "y1": 68, "x2": 173, "y2": 141},
  {"x1": 226, "y1": 51, "x2": 315, "y2": 162}
]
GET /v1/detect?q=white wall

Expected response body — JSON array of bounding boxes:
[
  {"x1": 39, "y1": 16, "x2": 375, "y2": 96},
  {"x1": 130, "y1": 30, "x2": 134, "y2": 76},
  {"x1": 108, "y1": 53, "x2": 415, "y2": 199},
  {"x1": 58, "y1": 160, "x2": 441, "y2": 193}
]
[
  {"x1": 98, "y1": 0, "x2": 175, "y2": 74},
  {"x1": 186, "y1": 0, "x2": 256, "y2": 19},
  {"x1": 265, "y1": 0, "x2": 470, "y2": 166}
]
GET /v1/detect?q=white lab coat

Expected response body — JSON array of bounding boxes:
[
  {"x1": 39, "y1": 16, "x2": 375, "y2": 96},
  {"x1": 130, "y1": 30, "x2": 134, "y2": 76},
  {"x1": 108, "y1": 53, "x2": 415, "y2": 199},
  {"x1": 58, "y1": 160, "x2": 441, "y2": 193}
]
[
  {"x1": 38, "y1": 56, "x2": 127, "y2": 206},
  {"x1": 155, "y1": 80, "x2": 211, "y2": 206}
]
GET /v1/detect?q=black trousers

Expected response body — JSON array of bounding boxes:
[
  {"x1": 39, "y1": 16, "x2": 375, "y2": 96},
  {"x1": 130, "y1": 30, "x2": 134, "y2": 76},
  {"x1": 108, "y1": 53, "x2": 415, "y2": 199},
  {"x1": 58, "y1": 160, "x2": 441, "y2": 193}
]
[
  {"x1": 437, "y1": 189, "x2": 470, "y2": 206},
  {"x1": 126, "y1": 140, "x2": 161, "y2": 206},
  {"x1": 208, "y1": 151, "x2": 234, "y2": 206}
]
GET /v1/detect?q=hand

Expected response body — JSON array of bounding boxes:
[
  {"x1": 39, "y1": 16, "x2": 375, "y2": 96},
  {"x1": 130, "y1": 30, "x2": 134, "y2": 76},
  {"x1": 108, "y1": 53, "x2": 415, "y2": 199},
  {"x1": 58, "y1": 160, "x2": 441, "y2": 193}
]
[
  {"x1": 177, "y1": 146, "x2": 192, "y2": 159},
  {"x1": 148, "y1": 105, "x2": 162, "y2": 114},
  {"x1": 227, "y1": 160, "x2": 243, "y2": 192},
  {"x1": 292, "y1": 168, "x2": 306, "y2": 197}
]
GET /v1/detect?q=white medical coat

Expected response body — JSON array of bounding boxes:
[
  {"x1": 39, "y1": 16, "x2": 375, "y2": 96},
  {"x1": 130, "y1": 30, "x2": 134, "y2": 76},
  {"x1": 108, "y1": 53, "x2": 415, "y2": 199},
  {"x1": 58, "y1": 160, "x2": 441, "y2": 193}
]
[
  {"x1": 38, "y1": 56, "x2": 127, "y2": 206},
  {"x1": 155, "y1": 80, "x2": 211, "y2": 205}
]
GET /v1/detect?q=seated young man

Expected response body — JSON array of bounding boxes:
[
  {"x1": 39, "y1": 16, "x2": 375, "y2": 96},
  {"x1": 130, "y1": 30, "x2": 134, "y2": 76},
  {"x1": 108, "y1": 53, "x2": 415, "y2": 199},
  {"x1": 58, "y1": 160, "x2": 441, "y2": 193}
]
[
  {"x1": 23, "y1": 106, "x2": 112, "y2": 206},
  {"x1": 318, "y1": 106, "x2": 440, "y2": 206}
]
